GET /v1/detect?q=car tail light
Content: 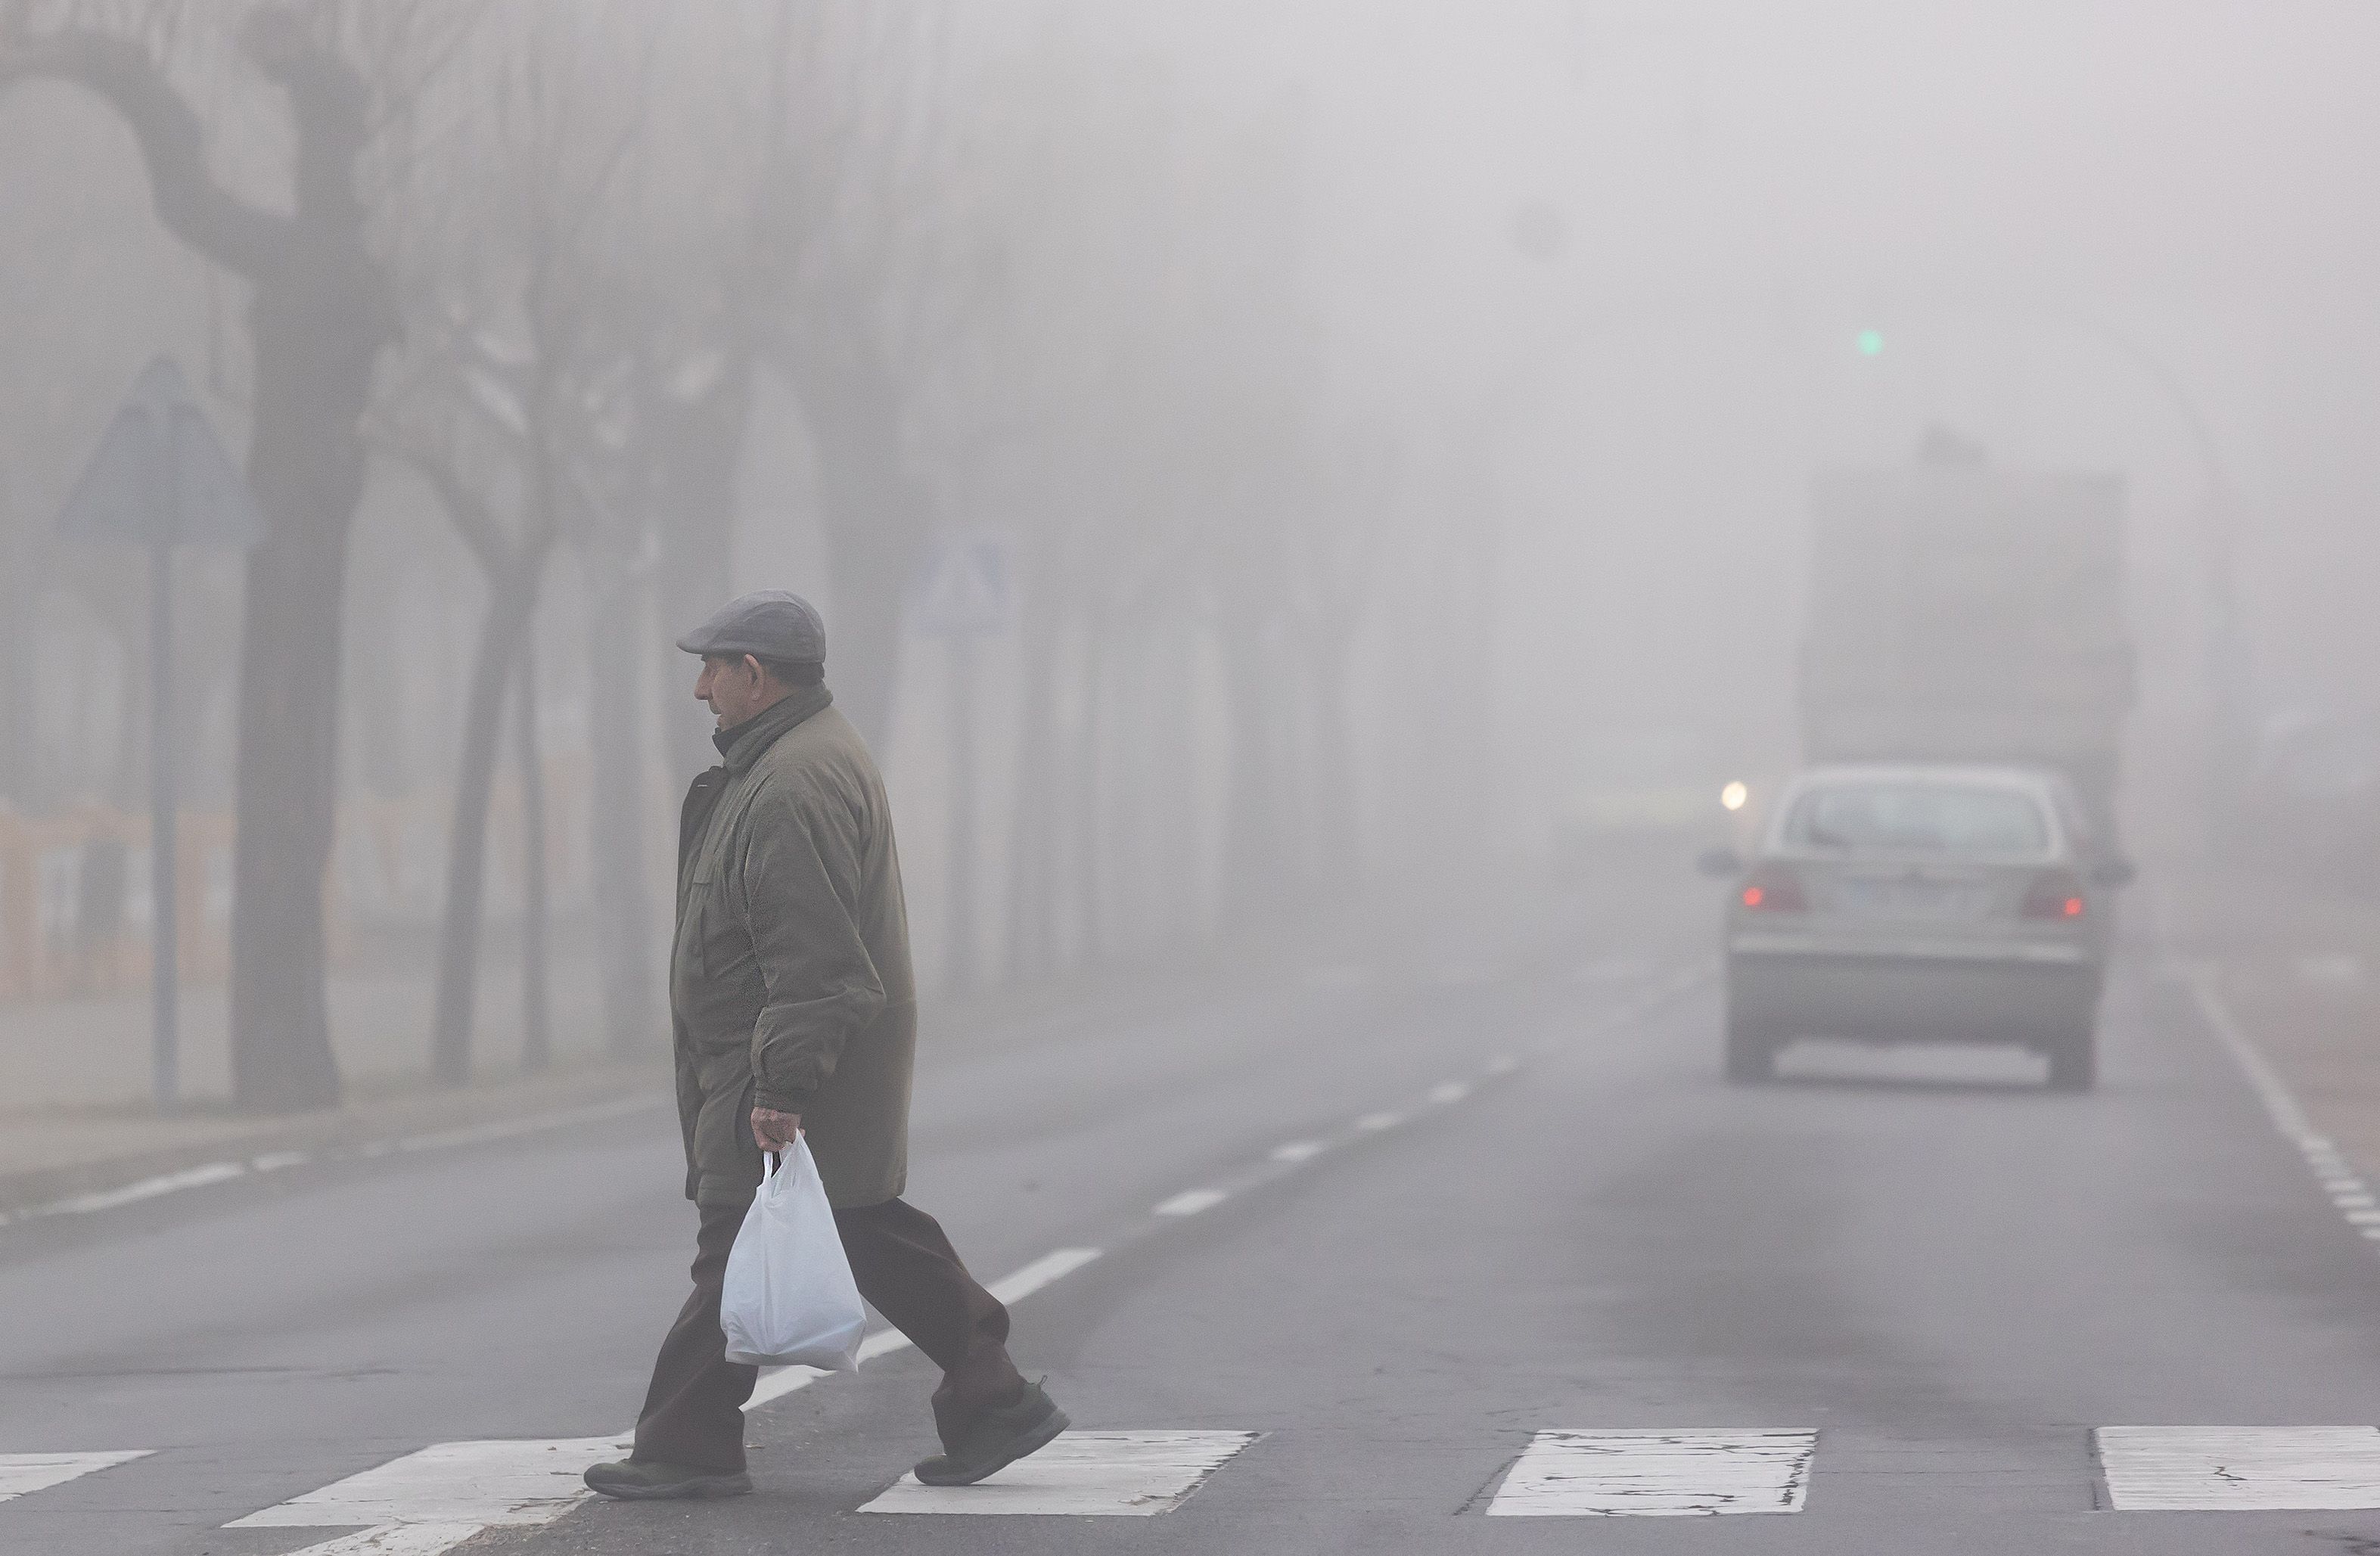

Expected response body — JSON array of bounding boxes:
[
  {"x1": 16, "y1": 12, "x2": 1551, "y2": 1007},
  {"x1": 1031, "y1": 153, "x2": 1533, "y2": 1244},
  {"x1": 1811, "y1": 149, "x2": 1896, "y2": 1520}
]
[
  {"x1": 2021, "y1": 868, "x2": 2088, "y2": 921},
  {"x1": 1740, "y1": 862, "x2": 1807, "y2": 912}
]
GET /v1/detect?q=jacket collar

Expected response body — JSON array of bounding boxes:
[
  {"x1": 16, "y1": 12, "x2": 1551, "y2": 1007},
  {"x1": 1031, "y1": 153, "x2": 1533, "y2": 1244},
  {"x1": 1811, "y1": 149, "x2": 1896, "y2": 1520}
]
[{"x1": 713, "y1": 683, "x2": 833, "y2": 773}]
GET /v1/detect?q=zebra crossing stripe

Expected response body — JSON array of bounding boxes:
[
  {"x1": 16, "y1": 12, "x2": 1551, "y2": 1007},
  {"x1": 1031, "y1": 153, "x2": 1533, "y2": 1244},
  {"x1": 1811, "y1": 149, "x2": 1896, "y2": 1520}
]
[
  {"x1": 859, "y1": 1430, "x2": 1260, "y2": 1516},
  {"x1": 1487, "y1": 1430, "x2": 1818, "y2": 1516},
  {"x1": 2098, "y1": 1426, "x2": 2380, "y2": 1511},
  {"x1": 264, "y1": 1523, "x2": 486, "y2": 1555},
  {"x1": 225, "y1": 1436, "x2": 626, "y2": 1554},
  {"x1": 0, "y1": 1451, "x2": 151, "y2": 1503}
]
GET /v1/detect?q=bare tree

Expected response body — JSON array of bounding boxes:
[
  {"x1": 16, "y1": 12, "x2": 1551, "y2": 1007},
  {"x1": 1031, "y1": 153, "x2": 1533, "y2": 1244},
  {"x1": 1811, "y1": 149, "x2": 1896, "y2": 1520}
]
[
  {"x1": 373, "y1": 0, "x2": 650, "y2": 1083},
  {"x1": 0, "y1": 0, "x2": 476, "y2": 1110}
]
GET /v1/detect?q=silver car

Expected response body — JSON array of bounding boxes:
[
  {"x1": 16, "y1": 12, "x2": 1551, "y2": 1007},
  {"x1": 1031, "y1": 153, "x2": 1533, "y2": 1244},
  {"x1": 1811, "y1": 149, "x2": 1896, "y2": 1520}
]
[{"x1": 1699, "y1": 763, "x2": 2133, "y2": 1089}]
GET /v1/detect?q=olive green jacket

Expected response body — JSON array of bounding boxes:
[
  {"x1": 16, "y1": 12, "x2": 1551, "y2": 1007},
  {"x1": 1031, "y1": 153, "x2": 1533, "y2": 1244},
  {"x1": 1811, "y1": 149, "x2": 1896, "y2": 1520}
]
[{"x1": 671, "y1": 686, "x2": 916, "y2": 1210}]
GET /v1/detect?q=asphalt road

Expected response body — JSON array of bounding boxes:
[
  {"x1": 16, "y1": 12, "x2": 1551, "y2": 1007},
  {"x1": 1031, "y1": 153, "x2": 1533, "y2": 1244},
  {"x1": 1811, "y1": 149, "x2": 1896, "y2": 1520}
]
[{"x1": 8, "y1": 879, "x2": 2380, "y2": 1555}]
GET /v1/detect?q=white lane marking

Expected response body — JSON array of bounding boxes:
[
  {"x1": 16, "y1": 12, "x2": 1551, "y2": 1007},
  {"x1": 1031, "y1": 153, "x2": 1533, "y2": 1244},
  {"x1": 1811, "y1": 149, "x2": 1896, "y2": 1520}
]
[
  {"x1": 1153, "y1": 1189, "x2": 1227, "y2": 1218},
  {"x1": 2099, "y1": 1426, "x2": 2380, "y2": 1511},
  {"x1": 860, "y1": 1430, "x2": 1259, "y2": 1516},
  {"x1": 0, "y1": 1451, "x2": 152, "y2": 1502},
  {"x1": 1488, "y1": 1430, "x2": 1817, "y2": 1517},
  {"x1": 1269, "y1": 1141, "x2": 1326, "y2": 1163},
  {"x1": 987, "y1": 1247, "x2": 1102, "y2": 1304},
  {"x1": 746, "y1": 1248, "x2": 1103, "y2": 1412},
  {"x1": 33, "y1": 1161, "x2": 248, "y2": 1217},
  {"x1": 274, "y1": 1523, "x2": 488, "y2": 1556},
  {"x1": 2183, "y1": 971, "x2": 2319, "y2": 1143},
  {"x1": 1354, "y1": 1111, "x2": 1405, "y2": 1132},
  {"x1": 1485, "y1": 1055, "x2": 1520, "y2": 1076},
  {"x1": 2182, "y1": 971, "x2": 2380, "y2": 1257},
  {"x1": 227, "y1": 1436, "x2": 626, "y2": 1551},
  {"x1": 8, "y1": 1095, "x2": 665, "y2": 1228},
  {"x1": 1428, "y1": 1082, "x2": 1471, "y2": 1105}
]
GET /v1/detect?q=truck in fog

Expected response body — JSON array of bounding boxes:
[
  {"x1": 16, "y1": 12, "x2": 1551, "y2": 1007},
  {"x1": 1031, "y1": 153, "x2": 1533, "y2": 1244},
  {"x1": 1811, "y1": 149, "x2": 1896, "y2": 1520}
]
[{"x1": 1797, "y1": 440, "x2": 2135, "y2": 840}]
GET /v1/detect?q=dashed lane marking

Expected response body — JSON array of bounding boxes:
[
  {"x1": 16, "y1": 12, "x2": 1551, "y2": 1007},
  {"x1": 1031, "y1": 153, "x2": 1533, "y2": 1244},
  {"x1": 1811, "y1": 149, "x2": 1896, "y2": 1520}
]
[
  {"x1": 1269, "y1": 1141, "x2": 1326, "y2": 1163},
  {"x1": 2098, "y1": 1426, "x2": 2380, "y2": 1511},
  {"x1": 1153, "y1": 1189, "x2": 1229, "y2": 1217},
  {"x1": 986, "y1": 1246, "x2": 1104, "y2": 1303},
  {"x1": 859, "y1": 1430, "x2": 1260, "y2": 1516},
  {"x1": 0, "y1": 1451, "x2": 152, "y2": 1503},
  {"x1": 744, "y1": 1247, "x2": 1104, "y2": 1410},
  {"x1": 2180, "y1": 969, "x2": 2380, "y2": 1258},
  {"x1": 1354, "y1": 1111, "x2": 1406, "y2": 1132},
  {"x1": 225, "y1": 1436, "x2": 627, "y2": 1554},
  {"x1": 1427, "y1": 1082, "x2": 1471, "y2": 1105},
  {"x1": 1487, "y1": 1430, "x2": 1818, "y2": 1517}
]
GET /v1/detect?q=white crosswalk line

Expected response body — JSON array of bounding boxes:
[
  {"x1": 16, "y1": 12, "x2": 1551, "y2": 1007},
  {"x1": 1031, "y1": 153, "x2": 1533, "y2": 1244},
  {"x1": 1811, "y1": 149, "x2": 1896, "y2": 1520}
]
[
  {"x1": 1488, "y1": 1430, "x2": 1818, "y2": 1516},
  {"x1": 859, "y1": 1430, "x2": 1260, "y2": 1516},
  {"x1": 0, "y1": 1451, "x2": 151, "y2": 1503},
  {"x1": 2098, "y1": 1426, "x2": 2380, "y2": 1511},
  {"x1": 225, "y1": 1436, "x2": 626, "y2": 1554},
  {"x1": 272, "y1": 1523, "x2": 488, "y2": 1555}
]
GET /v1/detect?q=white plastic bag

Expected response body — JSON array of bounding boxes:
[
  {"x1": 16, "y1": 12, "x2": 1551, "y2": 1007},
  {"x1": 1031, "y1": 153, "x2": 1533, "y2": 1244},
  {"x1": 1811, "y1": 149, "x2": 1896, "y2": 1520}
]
[{"x1": 719, "y1": 1138, "x2": 868, "y2": 1370}]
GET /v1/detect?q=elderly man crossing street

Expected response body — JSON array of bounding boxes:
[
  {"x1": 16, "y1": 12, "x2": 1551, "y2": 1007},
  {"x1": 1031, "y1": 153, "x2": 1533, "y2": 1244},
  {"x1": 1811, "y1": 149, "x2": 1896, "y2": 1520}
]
[{"x1": 585, "y1": 589, "x2": 1067, "y2": 1502}]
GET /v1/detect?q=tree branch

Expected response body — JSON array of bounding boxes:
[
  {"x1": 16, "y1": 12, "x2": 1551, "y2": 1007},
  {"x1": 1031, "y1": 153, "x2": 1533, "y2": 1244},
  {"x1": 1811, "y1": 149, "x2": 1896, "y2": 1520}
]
[
  {"x1": 0, "y1": 28, "x2": 287, "y2": 276},
  {"x1": 372, "y1": 434, "x2": 508, "y2": 576}
]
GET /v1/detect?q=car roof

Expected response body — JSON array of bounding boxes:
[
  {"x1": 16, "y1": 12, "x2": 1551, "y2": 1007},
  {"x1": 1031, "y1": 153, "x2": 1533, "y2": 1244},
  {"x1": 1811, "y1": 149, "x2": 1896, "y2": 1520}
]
[{"x1": 1785, "y1": 762, "x2": 2063, "y2": 796}]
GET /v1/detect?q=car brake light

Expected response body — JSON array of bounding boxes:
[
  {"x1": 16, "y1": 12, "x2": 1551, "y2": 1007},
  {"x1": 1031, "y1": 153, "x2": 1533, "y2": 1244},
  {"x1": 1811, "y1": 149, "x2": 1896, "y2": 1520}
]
[
  {"x1": 1741, "y1": 863, "x2": 1807, "y2": 912},
  {"x1": 2022, "y1": 868, "x2": 2088, "y2": 920}
]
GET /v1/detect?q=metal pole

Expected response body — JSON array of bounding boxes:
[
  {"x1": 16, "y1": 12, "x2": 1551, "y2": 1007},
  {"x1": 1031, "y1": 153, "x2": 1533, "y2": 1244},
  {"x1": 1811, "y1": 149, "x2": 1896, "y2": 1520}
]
[
  {"x1": 945, "y1": 634, "x2": 977, "y2": 992},
  {"x1": 151, "y1": 539, "x2": 177, "y2": 1113}
]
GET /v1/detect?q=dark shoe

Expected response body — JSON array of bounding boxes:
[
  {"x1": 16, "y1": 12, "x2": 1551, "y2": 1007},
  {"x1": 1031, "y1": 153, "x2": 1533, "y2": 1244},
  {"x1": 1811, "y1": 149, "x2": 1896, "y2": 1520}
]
[
  {"x1": 583, "y1": 1458, "x2": 752, "y2": 1500},
  {"x1": 913, "y1": 1379, "x2": 1070, "y2": 1486}
]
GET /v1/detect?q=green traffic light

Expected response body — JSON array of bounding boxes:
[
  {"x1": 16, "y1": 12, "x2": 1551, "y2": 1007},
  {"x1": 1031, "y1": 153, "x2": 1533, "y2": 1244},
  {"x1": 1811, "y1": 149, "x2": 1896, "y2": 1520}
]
[{"x1": 1856, "y1": 328, "x2": 1884, "y2": 357}]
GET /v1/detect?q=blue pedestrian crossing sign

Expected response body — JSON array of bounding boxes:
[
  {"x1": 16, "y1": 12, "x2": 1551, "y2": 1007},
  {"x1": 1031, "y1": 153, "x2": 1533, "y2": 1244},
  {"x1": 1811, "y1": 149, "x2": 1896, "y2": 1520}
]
[
  {"x1": 912, "y1": 533, "x2": 1013, "y2": 638},
  {"x1": 57, "y1": 356, "x2": 265, "y2": 549}
]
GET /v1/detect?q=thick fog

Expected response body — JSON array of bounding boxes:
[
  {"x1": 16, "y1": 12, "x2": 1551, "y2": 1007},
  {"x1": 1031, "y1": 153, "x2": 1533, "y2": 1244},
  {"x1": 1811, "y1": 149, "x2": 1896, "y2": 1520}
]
[{"x1": 1, "y1": 0, "x2": 2375, "y2": 1112}]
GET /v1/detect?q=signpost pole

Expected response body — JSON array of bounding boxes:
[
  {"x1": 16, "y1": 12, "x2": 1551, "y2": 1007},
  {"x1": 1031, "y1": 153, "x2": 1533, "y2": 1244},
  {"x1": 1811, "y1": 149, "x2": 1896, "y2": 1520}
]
[
  {"x1": 150, "y1": 539, "x2": 178, "y2": 1113},
  {"x1": 55, "y1": 358, "x2": 263, "y2": 1117}
]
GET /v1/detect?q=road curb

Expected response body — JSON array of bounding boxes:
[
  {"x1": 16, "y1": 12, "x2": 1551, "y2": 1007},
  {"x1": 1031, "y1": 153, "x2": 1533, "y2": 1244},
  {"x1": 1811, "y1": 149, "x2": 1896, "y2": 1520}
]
[{"x1": 0, "y1": 1061, "x2": 669, "y2": 1224}]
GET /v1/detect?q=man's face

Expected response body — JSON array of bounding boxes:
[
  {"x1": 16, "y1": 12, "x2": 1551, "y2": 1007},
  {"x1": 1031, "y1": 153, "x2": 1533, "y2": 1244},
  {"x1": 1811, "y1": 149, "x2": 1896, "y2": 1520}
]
[{"x1": 694, "y1": 654, "x2": 771, "y2": 729}]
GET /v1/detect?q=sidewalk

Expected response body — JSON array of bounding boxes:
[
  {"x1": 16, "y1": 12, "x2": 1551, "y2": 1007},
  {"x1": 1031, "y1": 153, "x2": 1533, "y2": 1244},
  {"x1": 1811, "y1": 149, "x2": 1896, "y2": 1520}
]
[{"x1": 0, "y1": 943, "x2": 673, "y2": 1211}]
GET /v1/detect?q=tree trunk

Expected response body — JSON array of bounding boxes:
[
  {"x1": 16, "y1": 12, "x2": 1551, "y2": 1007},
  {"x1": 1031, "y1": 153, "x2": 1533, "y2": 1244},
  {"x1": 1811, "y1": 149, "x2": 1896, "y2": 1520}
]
[
  {"x1": 786, "y1": 338, "x2": 932, "y2": 748},
  {"x1": 1307, "y1": 627, "x2": 1362, "y2": 889},
  {"x1": 1216, "y1": 617, "x2": 1288, "y2": 918},
  {"x1": 1067, "y1": 622, "x2": 1108, "y2": 967},
  {"x1": 514, "y1": 635, "x2": 552, "y2": 1074},
  {"x1": 586, "y1": 561, "x2": 656, "y2": 1057},
  {"x1": 430, "y1": 556, "x2": 542, "y2": 1087},
  {"x1": 941, "y1": 636, "x2": 979, "y2": 993},
  {"x1": 1003, "y1": 613, "x2": 1059, "y2": 983},
  {"x1": 9, "y1": 28, "x2": 399, "y2": 1111},
  {"x1": 654, "y1": 356, "x2": 753, "y2": 780}
]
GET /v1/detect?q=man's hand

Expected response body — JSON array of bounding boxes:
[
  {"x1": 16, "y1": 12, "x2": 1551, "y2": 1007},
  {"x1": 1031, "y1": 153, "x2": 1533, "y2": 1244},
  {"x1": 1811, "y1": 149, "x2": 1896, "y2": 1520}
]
[{"x1": 751, "y1": 1106, "x2": 801, "y2": 1152}]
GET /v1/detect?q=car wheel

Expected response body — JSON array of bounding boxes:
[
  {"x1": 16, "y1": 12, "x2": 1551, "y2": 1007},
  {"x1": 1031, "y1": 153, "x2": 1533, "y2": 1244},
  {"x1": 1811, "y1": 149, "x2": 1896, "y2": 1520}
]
[
  {"x1": 2046, "y1": 1028, "x2": 2097, "y2": 1092},
  {"x1": 1724, "y1": 1019, "x2": 1775, "y2": 1085}
]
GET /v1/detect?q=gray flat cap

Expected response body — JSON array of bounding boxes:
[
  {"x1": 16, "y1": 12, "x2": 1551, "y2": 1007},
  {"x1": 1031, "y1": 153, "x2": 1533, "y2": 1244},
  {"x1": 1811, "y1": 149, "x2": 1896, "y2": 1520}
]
[{"x1": 675, "y1": 589, "x2": 826, "y2": 663}]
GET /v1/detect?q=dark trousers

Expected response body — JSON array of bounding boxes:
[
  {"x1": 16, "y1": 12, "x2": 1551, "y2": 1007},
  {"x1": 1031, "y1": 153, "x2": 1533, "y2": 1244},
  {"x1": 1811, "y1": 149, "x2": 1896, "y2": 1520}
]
[{"x1": 632, "y1": 1197, "x2": 1027, "y2": 1472}]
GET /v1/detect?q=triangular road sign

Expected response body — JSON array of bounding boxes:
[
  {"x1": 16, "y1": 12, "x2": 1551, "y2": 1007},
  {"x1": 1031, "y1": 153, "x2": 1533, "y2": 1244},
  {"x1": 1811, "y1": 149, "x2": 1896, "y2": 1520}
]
[
  {"x1": 57, "y1": 356, "x2": 265, "y2": 548},
  {"x1": 912, "y1": 533, "x2": 1013, "y2": 638}
]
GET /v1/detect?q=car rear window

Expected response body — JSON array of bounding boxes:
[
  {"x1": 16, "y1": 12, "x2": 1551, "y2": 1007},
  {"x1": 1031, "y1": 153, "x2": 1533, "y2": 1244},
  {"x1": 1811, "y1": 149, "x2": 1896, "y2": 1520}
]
[{"x1": 1782, "y1": 782, "x2": 2050, "y2": 857}]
